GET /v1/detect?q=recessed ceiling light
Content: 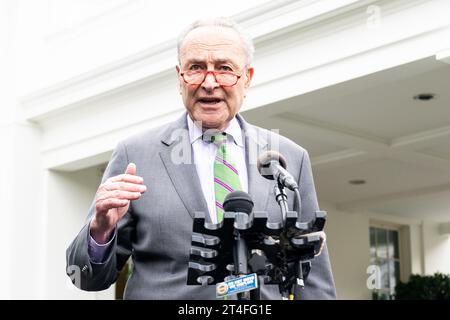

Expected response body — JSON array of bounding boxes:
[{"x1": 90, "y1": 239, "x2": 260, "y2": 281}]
[
  {"x1": 413, "y1": 93, "x2": 436, "y2": 101},
  {"x1": 349, "y1": 179, "x2": 366, "y2": 185}
]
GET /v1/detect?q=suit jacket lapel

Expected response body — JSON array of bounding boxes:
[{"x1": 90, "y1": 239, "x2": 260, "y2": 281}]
[
  {"x1": 237, "y1": 114, "x2": 271, "y2": 213},
  {"x1": 159, "y1": 114, "x2": 209, "y2": 220}
]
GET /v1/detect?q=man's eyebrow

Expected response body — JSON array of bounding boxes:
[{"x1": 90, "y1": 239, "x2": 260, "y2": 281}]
[
  {"x1": 215, "y1": 59, "x2": 239, "y2": 68},
  {"x1": 184, "y1": 59, "x2": 239, "y2": 68},
  {"x1": 184, "y1": 59, "x2": 205, "y2": 65}
]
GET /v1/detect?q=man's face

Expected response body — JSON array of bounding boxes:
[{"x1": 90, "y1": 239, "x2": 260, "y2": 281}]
[{"x1": 177, "y1": 26, "x2": 254, "y2": 131}]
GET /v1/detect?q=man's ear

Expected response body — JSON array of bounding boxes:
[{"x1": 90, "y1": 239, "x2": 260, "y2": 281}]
[
  {"x1": 243, "y1": 67, "x2": 254, "y2": 94},
  {"x1": 244, "y1": 67, "x2": 254, "y2": 88}
]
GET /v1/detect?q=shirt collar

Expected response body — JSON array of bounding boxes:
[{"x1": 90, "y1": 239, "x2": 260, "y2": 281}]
[{"x1": 187, "y1": 114, "x2": 244, "y2": 147}]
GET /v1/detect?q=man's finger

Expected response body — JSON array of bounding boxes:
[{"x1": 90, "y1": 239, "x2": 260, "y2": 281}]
[
  {"x1": 96, "y1": 198, "x2": 129, "y2": 212},
  {"x1": 104, "y1": 182, "x2": 147, "y2": 193},
  {"x1": 109, "y1": 174, "x2": 144, "y2": 184},
  {"x1": 313, "y1": 231, "x2": 326, "y2": 257},
  {"x1": 96, "y1": 190, "x2": 142, "y2": 202},
  {"x1": 125, "y1": 163, "x2": 136, "y2": 176},
  {"x1": 315, "y1": 242, "x2": 325, "y2": 257},
  {"x1": 307, "y1": 231, "x2": 326, "y2": 241}
]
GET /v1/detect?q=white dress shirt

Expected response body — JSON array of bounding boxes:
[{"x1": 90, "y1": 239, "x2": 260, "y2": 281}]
[{"x1": 187, "y1": 114, "x2": 248, "y2": 224}]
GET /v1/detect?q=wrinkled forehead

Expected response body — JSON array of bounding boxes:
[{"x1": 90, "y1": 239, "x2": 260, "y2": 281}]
[{"x1": 179, "y1": 26, "x2": 247, "y2": 67}]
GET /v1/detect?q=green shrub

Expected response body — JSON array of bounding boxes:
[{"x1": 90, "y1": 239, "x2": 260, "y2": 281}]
[{"x1": 395, "y1": 273, "x2": 450, "y2": 300}]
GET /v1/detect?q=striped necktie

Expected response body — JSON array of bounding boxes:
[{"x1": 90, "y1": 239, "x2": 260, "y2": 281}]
[{"x1": 207, "y1": 133, "x2": 242, "y2": 222}]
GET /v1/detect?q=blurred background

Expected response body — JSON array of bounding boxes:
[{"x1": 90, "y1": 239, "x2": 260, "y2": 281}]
[{"x1": 1, "y1": 0, "x2": 449, "y2": 299}]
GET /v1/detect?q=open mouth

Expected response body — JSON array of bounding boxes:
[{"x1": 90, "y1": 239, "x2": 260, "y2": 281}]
[{"x1": 197, "y1": 98, "x2": 222, "y2": 105}]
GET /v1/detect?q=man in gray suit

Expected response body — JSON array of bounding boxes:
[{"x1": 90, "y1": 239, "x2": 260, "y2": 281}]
[{"x1": 66, "y1": 17, "x2": 336, "y2": 299}]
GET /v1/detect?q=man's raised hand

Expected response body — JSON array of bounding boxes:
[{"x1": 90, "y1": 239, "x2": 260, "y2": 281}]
[{"x1": 90, "y1": 163, "x2": 146, "y2": 244}]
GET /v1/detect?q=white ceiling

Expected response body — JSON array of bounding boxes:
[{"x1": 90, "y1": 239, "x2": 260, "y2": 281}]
[{"x1": 243, "y1": 57, "x2": 450, "y2": 223}]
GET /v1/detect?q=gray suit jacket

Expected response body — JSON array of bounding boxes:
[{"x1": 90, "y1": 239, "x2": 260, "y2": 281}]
[{"x1": 66, "y1": 113, "x2": 336, "y2": 299}]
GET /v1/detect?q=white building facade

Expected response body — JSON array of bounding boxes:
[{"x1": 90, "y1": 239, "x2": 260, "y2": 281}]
[{"x1": 1, "y1": 0, "x2": 450, "y2": 299}]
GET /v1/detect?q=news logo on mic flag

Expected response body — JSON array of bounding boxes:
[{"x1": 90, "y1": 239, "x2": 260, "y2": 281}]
[{"x1": 216, "y1": 273, "x2": 258, "y2": 298}]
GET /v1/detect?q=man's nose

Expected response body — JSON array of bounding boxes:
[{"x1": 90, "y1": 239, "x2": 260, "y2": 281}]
[{"x1": 201, "y1": 72, "x2": 220, "y2": 91}]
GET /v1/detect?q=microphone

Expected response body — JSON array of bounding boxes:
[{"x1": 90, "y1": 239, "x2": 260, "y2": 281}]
[
  {"x1": 223, "y1": 191, "x2": 253, "y2": 300},
  {"x1": 223, "y1": 191, "x2": 254, "y2": 214},
  {"x1": 257, "y1": 151, "x2": 298, "y2": 191},
  {"x1": 223, "y1": 191, "x2": 254, "y2": 230}
]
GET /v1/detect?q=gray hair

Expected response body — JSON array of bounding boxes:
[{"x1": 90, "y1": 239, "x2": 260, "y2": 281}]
[{"x1": 177, "y1": 17, "x2": 254, "y2": 66}]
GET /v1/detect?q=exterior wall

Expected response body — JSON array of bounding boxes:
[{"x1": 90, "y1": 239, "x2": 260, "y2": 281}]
[
  {"x1": 409, "y1": 224, "x2": 423, "y2": 275},
  {"x1": 322, "y1": 202, "x2": 372, "y2": 299},
  {"x1": 322, "y1": 202, "x2": 449, "y2": 299},
  {"x1": 423, "y1": 222, "x2": 450, "y2": 275},
  {"x1": 43, "y1": 166, "x2": 114, "y2": 299}
]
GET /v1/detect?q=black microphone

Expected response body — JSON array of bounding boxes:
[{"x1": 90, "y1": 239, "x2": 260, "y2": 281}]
[
  {"x1": 257, "y1": 151, "x2": 298, "y2": 191},
  {"x1": 223, "y1": 191, "x2": 254, "y2": 231},
  {"x1": 223, "y1": 191, "x2": 254, "y2": 214},
  {"x1": 223, "y1": 191, "x2": 253, "y2": 300}
]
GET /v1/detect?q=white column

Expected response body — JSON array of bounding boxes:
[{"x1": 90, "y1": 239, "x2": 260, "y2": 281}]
[
  {"x1": 0, "y1": 0, "x2": 17, "y2": 299},
  {"x1": 0, "y1": 0, "x2": 46, "y2": 299}
]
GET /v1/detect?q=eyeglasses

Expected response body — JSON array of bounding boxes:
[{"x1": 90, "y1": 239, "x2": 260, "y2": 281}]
[{"x1": 180, "y1": 70, "x2": 242, "y2": 87}]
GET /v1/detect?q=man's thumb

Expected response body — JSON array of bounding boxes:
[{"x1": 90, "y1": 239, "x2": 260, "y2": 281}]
[{"x1": 125, "y1": 163, "x2": 136, "y2": 175}]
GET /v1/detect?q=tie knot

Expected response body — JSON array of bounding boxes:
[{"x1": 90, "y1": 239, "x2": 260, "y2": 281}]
[{"x1": 203, "y1": 132, "x2": 227, "y2": 145}]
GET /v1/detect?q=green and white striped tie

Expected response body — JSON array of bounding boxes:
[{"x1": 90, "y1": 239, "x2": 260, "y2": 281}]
[{"x1": 208, "y1": 133, "x2": 242, "y2": 222}]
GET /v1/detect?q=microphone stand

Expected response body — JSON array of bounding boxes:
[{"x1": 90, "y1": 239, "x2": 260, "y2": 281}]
[
  {"x1": 233, "y1": 231, "x2": 250, "y2": 300},
  {"x1": 232, "y1": 209, "x2": 261, "y2": 300},
  {"x1": 273, "y1": 183, "x2": 289, "y2": 228},
  {"x1": 186, "y1": 190, "x2": 326, "y2": 301},
  {"x1": 273, "y1": 181, "x2": 306, "y2": 299}
]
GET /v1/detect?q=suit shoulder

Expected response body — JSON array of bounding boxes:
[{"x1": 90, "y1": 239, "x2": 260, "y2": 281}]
[
  {"x1": 251, "y1": 124, "x2": 308, "y2": 155},
  {"x1": 116, "y1": 123, "x2": 169, "y2": 151},
  {"x1": 248, "y1": 124, "x2": 310, "y2": 173}
]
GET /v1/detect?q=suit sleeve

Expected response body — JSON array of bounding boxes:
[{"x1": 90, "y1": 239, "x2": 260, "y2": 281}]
[
  {"x1": 295, "y1": 149, "x2": 337, "y2": 299},
  {"x1": 66, "y1": 141, "x2": 135, "y2": 291}
]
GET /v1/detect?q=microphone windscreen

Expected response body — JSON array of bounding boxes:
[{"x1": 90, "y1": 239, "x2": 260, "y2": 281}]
[
  {"x1": 223, "y1": 191, "x2": 254, "y2": 214},
  {"x1": 257, "y1": 151, "x2": 287, "y2": 179}
]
